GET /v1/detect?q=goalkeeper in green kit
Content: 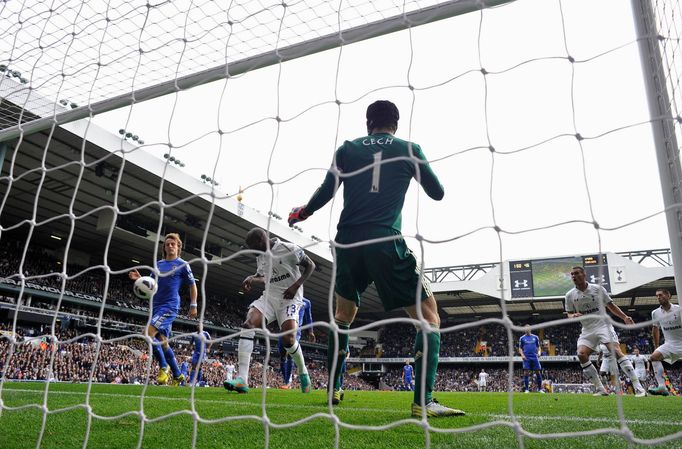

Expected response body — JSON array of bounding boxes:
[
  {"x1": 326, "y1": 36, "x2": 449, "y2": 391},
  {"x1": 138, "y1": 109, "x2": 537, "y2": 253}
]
[{"x1": 288, "y1": 100, "x2": 464, "y2": 417}]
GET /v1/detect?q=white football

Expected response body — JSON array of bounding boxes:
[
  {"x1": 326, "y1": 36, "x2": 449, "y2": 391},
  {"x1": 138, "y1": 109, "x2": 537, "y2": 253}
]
[{"x1": 133, "y1": 276, "x2": 158, "y2": 300}]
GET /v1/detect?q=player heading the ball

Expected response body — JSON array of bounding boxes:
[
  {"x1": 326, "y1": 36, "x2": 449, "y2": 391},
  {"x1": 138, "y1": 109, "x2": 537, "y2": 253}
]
[
  {"x1": 564, "y1": 266, "x2": 646, "y2": 397},
  {"x1": 288, "y1": 100, "x2": 463, "y2": 417},
  {"x1": 224, "y1": 227, "x2": 316, "y2": 394},
  {"x1": 129, "y1": 232, "x2": 198, "y2": 386}
]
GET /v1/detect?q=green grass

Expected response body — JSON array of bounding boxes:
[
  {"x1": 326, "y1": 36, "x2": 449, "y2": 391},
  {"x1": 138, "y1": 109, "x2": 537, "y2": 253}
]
[{"x1": 0, "y1": 383, "x2": 681, "y2": 449}]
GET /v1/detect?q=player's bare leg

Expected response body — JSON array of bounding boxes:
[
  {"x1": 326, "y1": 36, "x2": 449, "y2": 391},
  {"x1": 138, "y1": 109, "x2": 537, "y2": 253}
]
[
  {"x1": 577, "y1": 345, "x2": 609, "y2": 396},
  {"x1": 224, "y1": 307, "x2": 264, "y2": 394},
  {"x1": 281, "y1": 318, "x2": 311, "y2": 393},
  {"x1": 406, "y1": 296, "x2": 464, "y2": 417}
]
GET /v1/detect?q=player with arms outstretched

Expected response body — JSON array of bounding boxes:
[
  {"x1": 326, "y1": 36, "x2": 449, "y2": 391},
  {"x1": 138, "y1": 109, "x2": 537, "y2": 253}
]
[
  {"x1": 129, "y1": 232, "x2": 198, "y2": 385},
  {"x1": 279, "y1": 297, "x2": 315, "y2": 389},
  {"x1": 648, "y1": 288, "x2": 682, "y2": 395},
  {"x1": 224, "y1": 227, "x2": 316, "y2": 394},
  {"x1": 518, "y1": 325, "x2": 544, "y2": 393},
  {"x1": 288, "y1": 100, "x2": 463, "y2": 417},
  {"x1": 564, "y1": 266, "x2": 646, "y2": 397}
]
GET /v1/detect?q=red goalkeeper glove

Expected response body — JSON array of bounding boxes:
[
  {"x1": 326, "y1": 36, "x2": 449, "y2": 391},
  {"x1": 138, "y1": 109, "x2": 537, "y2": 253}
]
[{"x1": 288, "y1": 206, "x2": 309, "y2": 227}]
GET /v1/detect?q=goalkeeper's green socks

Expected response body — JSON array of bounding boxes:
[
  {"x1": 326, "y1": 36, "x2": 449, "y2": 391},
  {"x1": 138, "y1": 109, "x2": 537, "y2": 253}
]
[
  {"x1": 414, "y1": 326, "x2": 440, "y2": 406},
  {"x1": 328, "y1": 319, "x2": 350, "y2": 390}
]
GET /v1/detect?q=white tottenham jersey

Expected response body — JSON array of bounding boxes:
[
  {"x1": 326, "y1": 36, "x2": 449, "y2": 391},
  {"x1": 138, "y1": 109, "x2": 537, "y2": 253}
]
[
  {"x1": 256, "y1": 238, "x2": 306, "y2": 301},
  {"x1": 652, "y1": 304, "x2": 682, "y2": 345},
  {"x1": 630, "y1": 354, "x2": 647, "y2": 371},
  {"x1": 564, "y1": 283, "x2": 613, "y2": 332}
]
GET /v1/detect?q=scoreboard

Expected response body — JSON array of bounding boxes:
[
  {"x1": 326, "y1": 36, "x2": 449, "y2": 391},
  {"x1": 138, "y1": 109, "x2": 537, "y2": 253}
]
[{"x1": 509, "y1": 254, "x2": 610, "y2": 299}]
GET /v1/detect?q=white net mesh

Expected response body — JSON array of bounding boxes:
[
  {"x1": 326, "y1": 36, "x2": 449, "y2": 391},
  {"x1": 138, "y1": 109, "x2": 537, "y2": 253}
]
[{"x1": 1, "y1": 0, "x2": 682, "y2": 448}]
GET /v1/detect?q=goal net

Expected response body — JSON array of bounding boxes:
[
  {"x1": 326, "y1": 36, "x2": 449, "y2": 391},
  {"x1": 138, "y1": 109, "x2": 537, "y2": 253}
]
[{"x1": 1, "y1": 0, "x2": 681, "y2": 448}]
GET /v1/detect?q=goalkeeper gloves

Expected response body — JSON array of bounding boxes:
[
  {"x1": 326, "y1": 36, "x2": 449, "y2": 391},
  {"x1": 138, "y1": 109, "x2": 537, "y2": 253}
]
[{"x1": 288, "y1": 206, "x2": 310, "y2": 227}]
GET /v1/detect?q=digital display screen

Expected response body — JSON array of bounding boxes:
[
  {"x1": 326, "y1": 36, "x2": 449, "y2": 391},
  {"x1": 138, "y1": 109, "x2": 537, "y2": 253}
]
[{"x1": 510, "y1": 254, "x2": 610, "y2": 299}]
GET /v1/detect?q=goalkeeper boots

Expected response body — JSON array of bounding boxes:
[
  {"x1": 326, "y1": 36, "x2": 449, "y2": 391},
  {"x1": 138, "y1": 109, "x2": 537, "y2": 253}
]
[
  {"x1": 157, "y1": 367, "x2": 171, "y2": 385},
  {"x1": 332, "y1": 389, "x2": 344, "y2": 405},
  {"x1": 223, "y1": 377, "x2": 249, "y2": 394},
  {"x1": 299, "y1": 374, "x2": 311, "y2": 393},
  {"x1": 648, "y1": 385, "x2": 670, "y2": 396},
  {"x1": 411, "y1": 399, "x2": 465, "y2": 418}
]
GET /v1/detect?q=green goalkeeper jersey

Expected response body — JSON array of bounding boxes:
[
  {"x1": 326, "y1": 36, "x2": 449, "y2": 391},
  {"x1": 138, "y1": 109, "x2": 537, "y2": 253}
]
[{"x1": 304, "y1": 133, "x2": 444, "y2": 234}]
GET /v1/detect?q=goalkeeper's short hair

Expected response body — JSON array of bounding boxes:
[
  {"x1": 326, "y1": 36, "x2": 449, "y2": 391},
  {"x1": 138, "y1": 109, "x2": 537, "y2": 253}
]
[{"x1": 366, "y1": 100, "x2": 399, "y2": 131}]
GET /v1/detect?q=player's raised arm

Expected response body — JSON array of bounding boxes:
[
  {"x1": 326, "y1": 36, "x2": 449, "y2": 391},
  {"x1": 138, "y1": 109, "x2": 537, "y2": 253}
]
[
  {"x1": 128, "y1": 269, "x2": 141, "y2": 281},
  {"x1": 289, "y1": 152, "x2": 342, "y2": 227},
  {"x1": 412, "y1": 144, "x2": 444, "y2": 201}
]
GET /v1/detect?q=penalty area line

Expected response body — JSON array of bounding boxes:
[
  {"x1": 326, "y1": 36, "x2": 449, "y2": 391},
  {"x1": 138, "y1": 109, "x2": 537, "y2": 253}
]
[{"x1": 2, "y1": 388, "x2": 681, "y2": 427}]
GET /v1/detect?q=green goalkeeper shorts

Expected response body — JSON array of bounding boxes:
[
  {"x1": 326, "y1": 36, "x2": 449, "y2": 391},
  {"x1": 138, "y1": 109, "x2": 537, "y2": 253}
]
[{"x1": 334, "y1": 227, "x2": 432, "y2": 311}]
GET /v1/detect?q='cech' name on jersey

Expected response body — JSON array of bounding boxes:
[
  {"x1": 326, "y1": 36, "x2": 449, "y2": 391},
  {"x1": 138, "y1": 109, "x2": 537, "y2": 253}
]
[{"x1": 362, "y1": 137, "x2": 394, "y2": 146}]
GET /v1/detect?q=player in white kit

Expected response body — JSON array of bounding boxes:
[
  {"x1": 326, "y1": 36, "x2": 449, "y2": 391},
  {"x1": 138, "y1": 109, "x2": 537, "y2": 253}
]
[
  {"x1": 478, "y1": 369, "x2": 489, "y2": 392},
  {"x1": 597, "y1": 343, "x2": 618, "y2": 392},
  {"x1": 565, "y1": 267, "x2": 646, "y2": 397},
  {"x1": 224, "y1": 227, "x2": 316, "y2": 394},
  {"x1": 648, "y1": 288, "x2": 682, "y2": 396},
  {"x1": 225, "y1": 360, "x2": 236, "y2": 382},
  {"x1": 629, "y1": 348, "x2": 649, "y2": 385}
]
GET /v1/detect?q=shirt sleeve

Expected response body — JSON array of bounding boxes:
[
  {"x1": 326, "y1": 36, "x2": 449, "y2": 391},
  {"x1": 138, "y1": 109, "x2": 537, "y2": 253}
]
[
  {"x1": 412, "y1": 144, "x2": 444, "y2": 201},
  {"x1": 305, "y1": 146, "x2": 344, "y2": 215},
  {"x1": 183, "y1": 263, "x2": 196, "y2": 285},
  {"x1": 651, "y1": 310, "x2": 660, "y2": 328},
  {"x1": 599, "y1": 285, "x2": 613, "y2": 304},
  {"x1": 564, "y1": 292, "x2": 574, "y2": 313}
]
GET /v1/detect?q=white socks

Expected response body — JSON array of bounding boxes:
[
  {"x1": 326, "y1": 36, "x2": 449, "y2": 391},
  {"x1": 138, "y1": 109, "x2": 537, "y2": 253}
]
[
  {"x1": 238, "y1": 329, "x2": 255, "y2": 382},
  {"x1": 285, "y1": 341, "x2": 308, "y2": 376}
]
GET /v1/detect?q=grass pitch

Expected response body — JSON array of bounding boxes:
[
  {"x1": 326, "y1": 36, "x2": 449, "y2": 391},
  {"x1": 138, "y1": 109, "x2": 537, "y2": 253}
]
[{"x1": 0, "y1": 382, "x2": 681, "y2": 449}]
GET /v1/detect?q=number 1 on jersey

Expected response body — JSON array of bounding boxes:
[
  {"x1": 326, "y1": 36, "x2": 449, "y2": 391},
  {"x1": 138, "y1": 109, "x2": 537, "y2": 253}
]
[{"x1": 370, "y1": 152, "x2": 382, "y2": 193}]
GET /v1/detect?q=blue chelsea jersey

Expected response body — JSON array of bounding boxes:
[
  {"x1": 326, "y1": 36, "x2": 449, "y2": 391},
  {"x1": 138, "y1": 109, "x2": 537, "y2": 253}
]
[{"x1": 154, "y1": 258, "x2": 195, "y2": 311}]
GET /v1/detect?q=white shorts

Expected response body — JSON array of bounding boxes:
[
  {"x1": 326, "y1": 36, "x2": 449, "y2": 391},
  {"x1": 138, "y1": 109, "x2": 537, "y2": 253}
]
[
  {"x1": 656, "y1": 341, "x2": 682, "y2": 363},
  {"x1": 599, "y1": 358, "x2": 617, "y2": 375},
  {"x1": 250, "y1": 295, "x2": 303, "y2": 328},
  {"x1": 634, "y1": 368, "x2": 647, "y2": 382},
  {"x1": 577, "y1": 324, "x2": 619, "y2": 352}
]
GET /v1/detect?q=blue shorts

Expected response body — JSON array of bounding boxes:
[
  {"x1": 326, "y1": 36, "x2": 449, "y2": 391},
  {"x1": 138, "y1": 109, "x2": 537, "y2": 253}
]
[
  {"x1": 191, "y1": 353, "x2": 205, "y2": 366},
  {"x1": 150, "y1": 307, "x2": 177, "y2": 338},
  {"x1": 404, "y1": 377, "x2": 413, "y2": 385},
  {"x1": 522, "y1": 357, "x2": 542, "y2": 371}
]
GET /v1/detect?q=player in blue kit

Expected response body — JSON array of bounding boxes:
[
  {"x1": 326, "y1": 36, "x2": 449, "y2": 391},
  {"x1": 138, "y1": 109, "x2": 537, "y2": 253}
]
[
  {"x1": 518, "y1": 325, "x2": 544, "y2": 393},
  {"x1": 402, "y1": 360, "x2": 414, "y2": 391},
  {"x1": 279, "y1": 298, "x2": 315, "y2": 389},
  {"x1": 190, "y1": 330, "x2": 211, "y2": 386},
  {"x1": 129, "y1": 233, "x2": 198, "y2": 385}
]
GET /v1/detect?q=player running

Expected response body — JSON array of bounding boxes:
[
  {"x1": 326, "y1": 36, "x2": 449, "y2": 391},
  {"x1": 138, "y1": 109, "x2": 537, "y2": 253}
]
[
  {"x1": 564, "y1": 266, "x2": 646, "y2": 397},
  {"x1": 648, "y1": 288, "x2": 682, "y2": 396},
  {"x1": 518, "y1": 325, "x2": 544, "y2": 393},
  {"x1": 224, "y1": 227, "x2": 316, "y2": 394},
  {"x1": 288, "y1": 100, "x2": 463, "y2": 417},
  {"x1": 129, "y1": 232, "x2": 197, "y2": 386},
  {"x1": 402, "y1": 360, "x2": 414, "y2": 391},
  {"x1": 279, "y1": 297, "x2": 315, "y2": 389},
  {"x1": 190, "y1": 330, "x2": 211, "y2": 386}
]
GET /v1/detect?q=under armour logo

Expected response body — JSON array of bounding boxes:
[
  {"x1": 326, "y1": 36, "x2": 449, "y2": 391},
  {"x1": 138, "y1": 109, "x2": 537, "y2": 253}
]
[
  {"x1": 590, "y1": 274, "x2": 605, "y2": 283},
  {"x1": 514, "y1": 279, "x2": 528, "y2": 288}
]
